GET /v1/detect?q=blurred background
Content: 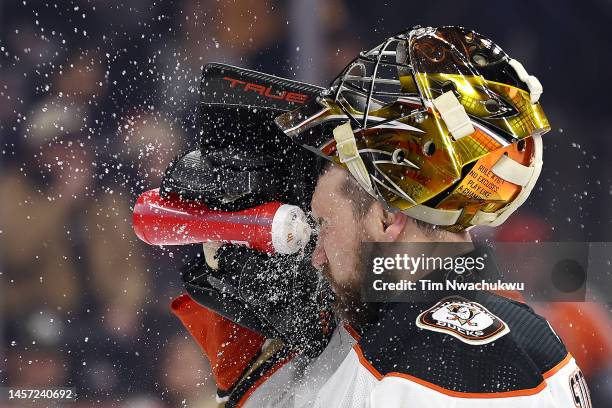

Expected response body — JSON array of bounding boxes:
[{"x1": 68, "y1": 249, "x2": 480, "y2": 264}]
[{"x1": 1, "y1": 0, "x2": 611, "y2": 406}]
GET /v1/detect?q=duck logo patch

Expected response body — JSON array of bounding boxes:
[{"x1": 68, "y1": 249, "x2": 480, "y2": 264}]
[{"x1": 416, "y1": 296, "x2": 510, "y2": 345}]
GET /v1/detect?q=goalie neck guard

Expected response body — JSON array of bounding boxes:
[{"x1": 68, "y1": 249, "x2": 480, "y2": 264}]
[{"x1": 275, "y1": 26, "x2": 551, "y2": 231}]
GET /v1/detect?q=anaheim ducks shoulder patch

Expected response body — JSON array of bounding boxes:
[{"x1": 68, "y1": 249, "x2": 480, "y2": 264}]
[{"x1": 416, "y1": 296, "x2": 510, "y2": 345}]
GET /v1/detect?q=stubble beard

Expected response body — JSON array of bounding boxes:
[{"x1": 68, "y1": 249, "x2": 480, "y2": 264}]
[{"x1": 322, "y1": 244, "x2": 382, "y2": 331}]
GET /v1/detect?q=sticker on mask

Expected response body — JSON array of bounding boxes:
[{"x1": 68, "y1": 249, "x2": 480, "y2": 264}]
[{"x1": 416, "y1": 296, "x2": 509, "y2": 345}]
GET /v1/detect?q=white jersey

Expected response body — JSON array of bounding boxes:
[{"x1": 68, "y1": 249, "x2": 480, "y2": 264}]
[{"x1": 235, "y1": 293, "x2": 591, "y2": 408}]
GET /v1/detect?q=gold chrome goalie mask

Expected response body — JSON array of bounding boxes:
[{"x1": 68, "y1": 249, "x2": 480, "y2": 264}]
[{"x1": 275, "y1": 26, "x2": 551, "y2": 231}]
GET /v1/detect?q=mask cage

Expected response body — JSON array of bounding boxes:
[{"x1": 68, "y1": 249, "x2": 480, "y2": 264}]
[{"x1": 330, "y1": 32, "x2": 426, "y2": 131}]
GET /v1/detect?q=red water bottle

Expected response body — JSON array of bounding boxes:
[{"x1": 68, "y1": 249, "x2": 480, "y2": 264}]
[{"x1": 132, "y1": 189, "x2": 311, "y2": 254}]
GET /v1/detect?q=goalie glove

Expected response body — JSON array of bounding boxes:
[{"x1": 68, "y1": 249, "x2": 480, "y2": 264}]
[{"x1": 181, "y1": 242, "x2": 336, "y2": 359}]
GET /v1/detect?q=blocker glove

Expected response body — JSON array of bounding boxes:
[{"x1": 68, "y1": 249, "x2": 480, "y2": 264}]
[
  {"x1": 160, "y1": 62, "x2": 324, "y2": 212},
  {"x1": 160, "y1": 146, "x2": 321, "y2": 212}
]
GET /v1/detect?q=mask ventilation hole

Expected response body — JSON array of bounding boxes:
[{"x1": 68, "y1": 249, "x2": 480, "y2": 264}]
[
  {"x1": 517, "y1": 139, "x2": 526, "y2": 152},
  {"x1": 484, "y1": 98, "x2": 500, "y2": 113},
  {"x1": 392, "y1": 148, "x2": 405, "y2": 163},
  {"x1": 423, "y1": 141, "x2": 436, "y2": 156}
]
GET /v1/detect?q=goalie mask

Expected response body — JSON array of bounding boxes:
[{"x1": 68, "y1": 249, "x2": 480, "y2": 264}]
[{"x1": 275, "y1": 26, "x2": 550, "y2": 231}]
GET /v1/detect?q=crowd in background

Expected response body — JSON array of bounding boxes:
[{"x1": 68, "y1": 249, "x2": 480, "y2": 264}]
[{"x1": 1, "y1": 0, "x2": 611, "y2": 406}]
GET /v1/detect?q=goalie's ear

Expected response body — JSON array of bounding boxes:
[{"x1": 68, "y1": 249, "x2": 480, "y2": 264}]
[{"x1": 362, "y1": 201, "x2": 408, "y2": 242}]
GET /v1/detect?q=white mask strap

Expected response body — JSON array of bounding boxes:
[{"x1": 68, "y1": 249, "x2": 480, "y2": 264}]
[
  {"x1": 432, "y1": 91, "x2": 475, "y2": 140},
  {"x1": 508, "y1": 59, "x2": 543, "y2": 104},
  {"x1": 333, "y1": 122, "x2": 374, "y2": 194}
]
